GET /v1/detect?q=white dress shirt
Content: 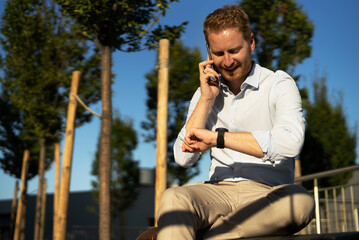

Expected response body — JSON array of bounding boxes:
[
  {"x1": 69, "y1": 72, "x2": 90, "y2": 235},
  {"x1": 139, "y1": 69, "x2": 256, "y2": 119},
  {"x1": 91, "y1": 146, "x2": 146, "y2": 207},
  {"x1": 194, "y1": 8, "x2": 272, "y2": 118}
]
[{"x1": 173, "y1": 62, "x2": 305, "y2": 186}]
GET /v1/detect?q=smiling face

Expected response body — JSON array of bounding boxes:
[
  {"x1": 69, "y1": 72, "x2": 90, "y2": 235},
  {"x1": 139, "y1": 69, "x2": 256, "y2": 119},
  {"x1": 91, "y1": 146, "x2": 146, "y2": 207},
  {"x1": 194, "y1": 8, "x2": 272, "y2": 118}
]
[{"x1": 208, "y1": 28, "x2": 255, "y2": 93}]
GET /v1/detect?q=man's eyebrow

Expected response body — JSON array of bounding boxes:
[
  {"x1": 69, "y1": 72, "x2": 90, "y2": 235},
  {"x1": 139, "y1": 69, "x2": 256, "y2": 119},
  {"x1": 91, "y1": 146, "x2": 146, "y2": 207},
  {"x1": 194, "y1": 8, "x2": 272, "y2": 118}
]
[
  {"x1": 228, "y1": 46, "x2": 243, "y2": 52},
  {"x1": 212, "y1": 45, "x2": 243, "y2": 54},
  {"x1": 212, "y1": 49, "x2": 223, "y2": 54}
]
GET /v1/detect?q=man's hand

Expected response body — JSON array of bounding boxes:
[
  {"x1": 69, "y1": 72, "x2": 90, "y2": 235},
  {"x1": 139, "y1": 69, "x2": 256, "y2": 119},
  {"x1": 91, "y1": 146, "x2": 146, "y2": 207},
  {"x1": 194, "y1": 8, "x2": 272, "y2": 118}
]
[
  {"x1": 199, "y1": 59, "x2": 220, "y2": 101},
  {"x1": 182, "y1": 128, "x2": 217, "y2": 152}
]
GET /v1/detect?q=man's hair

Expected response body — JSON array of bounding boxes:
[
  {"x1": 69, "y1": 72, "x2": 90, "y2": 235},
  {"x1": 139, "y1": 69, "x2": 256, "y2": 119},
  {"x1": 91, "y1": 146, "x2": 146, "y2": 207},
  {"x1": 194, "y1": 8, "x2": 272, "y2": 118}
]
[{"x1": 203, "y1": 5, "x2": 251, "y2": 43}]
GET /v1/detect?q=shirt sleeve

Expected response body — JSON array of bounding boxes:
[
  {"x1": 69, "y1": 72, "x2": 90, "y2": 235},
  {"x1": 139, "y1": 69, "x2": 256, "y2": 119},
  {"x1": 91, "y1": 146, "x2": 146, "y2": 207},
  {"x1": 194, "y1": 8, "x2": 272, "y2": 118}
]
[
  {"x1": 173, "y1": 88, "x2": 202, "y2": 168},
  {"x1": 252, "y1": 71, "x2": 305, "y2": 163}
]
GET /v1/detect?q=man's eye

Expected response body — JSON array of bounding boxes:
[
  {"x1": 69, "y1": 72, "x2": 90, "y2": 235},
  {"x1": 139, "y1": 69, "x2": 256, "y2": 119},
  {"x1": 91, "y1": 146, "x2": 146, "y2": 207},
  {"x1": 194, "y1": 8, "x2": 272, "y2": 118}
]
[{"x1": 229, "y1": 48, "x2": 241, "y2": 54}]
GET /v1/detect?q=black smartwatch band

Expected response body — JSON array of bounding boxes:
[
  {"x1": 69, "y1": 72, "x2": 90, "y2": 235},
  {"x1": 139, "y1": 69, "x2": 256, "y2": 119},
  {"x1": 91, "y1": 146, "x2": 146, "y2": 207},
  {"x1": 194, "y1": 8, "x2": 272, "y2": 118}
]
[{"x1": 216, "y1": 128, "x2": 228, "y2": 149}]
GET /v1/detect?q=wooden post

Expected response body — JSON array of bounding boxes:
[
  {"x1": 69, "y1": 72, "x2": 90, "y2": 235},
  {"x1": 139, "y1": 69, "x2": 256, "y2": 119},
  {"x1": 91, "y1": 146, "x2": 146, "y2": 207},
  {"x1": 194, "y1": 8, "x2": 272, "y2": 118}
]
[
  {"x1": 13, "y1": 150, "x2": 30, "y2": 240},
  {"x1": 39, "y1": 178, "x2": 47, "y2": 240},
  {"x1": 295, "y1": 159, "x2": 301, "y2": 178},
  {"x1": 295, "y1": 159, "x2": 302, "y2": 185},
  {"x1": 34, "y1": 138, "x2": 46, "y2": 240},
  {"x1": 55, "y1": 71, "x2": 81, "y2": 240},
  {"x1": 154, "y1": 39, "x2": 169, "y2": 226},
  {"x1": 53, "y1": 143, "x2": 61, "y2": 239},
  {"x1": 19, "y1": 204, "x2": 26, "y2": 240},
  {"x1": 10, "y1": 181, "x2": 19, "y2": 239}
]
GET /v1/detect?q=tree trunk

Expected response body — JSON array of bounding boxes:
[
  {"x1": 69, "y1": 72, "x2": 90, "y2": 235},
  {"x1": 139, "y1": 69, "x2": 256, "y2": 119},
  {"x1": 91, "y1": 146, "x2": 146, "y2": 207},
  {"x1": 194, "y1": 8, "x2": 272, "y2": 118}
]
[
  {"x1": 13, "y1": 150, "x2": 29, "y2": 240},
  {"x1": 19, "y1": 195, "x2": 27, "y2": 240},
  {"x1": 99, "y1": 44, "x2": 112, "y2": 240},
  {"x1": 34, "y1": 137, "x2": 46, "y2": 240},
  {"x1": 39, "y1": 178, "x2": 47, "y2": 240},
  {"x1": 119, "y1": 211, "x2": 126, "y2": 240},
  {"x1": 10, "y1": 180, "x2": 19, "y2": 239}
]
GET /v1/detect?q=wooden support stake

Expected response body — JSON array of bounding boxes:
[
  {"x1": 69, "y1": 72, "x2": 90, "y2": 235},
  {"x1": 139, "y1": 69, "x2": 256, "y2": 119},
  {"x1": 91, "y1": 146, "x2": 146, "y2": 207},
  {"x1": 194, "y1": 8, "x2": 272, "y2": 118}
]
[
  {"x1": 13, "y1": 150, "x2": 30, "y2": 240},
  {"x1": 10, "y1": 181, "x2": 19, "y2": 239},
  {"x1": 154, "y1": 39, "x2": 169, "y2": 226},
  {"x1": 295, "y1": 159, "x2": 302, "y2": 185},
  {"x1": 34, "y1": 138, "x2": 46, "y2": 240},
  {"x1": 39, "y1": 178, "x2": 47, "y2": 240},
  {"x1": 19, "y1": 204, "x2": 26, "y2": 240},
  {"x1": 55, "y1": 71, "x2": 81, "y2": 240},
  {"x1": 295, "y1": 159, "x2": 302, "y2": 178},
  {"x1": 53, "y1": 143, "x2": 61, "y2": 239}
]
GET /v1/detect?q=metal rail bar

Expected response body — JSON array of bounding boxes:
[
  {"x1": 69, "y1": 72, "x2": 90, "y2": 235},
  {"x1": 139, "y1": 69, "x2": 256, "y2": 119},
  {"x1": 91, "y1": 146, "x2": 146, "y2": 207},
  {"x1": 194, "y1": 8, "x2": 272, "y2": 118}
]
[
  {"x1": 295, "y1": 164, "x2": 359, "y2": 183},
  {"x1": 294, "y1": 164, "x2": 359, "y2": 234},
  {"x1": 314, "y1": 178, "x2": 321, "y2": 233}
]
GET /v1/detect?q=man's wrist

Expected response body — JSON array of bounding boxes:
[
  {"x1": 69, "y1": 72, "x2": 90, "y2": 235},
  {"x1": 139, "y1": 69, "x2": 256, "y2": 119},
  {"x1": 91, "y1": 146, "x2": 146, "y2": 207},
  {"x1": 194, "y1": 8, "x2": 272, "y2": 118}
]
[{"x1": 199, "y1": 96, "x2": 216, "y2": 105}]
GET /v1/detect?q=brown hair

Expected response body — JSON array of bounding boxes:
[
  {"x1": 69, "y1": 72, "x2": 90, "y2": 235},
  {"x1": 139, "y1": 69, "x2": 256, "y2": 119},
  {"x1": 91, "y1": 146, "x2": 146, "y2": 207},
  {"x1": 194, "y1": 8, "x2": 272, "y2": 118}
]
[{"x1": 203, "y1": 5, "x2": 251, "y2": 43}]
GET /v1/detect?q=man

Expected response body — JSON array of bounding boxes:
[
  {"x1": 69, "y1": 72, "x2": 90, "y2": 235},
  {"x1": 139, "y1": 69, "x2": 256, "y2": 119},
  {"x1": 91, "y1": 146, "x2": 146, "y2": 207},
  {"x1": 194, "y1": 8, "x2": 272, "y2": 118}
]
[{"x1": 157, "y1": 5, "x2": 314, "y2": 240}]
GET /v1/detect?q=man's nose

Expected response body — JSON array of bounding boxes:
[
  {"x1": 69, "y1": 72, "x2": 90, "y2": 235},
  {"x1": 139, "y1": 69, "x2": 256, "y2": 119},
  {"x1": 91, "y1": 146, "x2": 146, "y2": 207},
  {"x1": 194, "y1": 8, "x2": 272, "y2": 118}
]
[{"x1": 223, "y1": 52, "x2": 234, "y2": 68}]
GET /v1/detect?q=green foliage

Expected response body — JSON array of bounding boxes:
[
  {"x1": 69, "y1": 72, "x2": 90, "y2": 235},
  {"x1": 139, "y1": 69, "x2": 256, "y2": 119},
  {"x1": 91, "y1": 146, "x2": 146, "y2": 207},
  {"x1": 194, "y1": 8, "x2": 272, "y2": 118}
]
[
  {"x1": 0, "y1": 0, "x2": 101, "y2": 179},
  {"x1": 54, "y1": 1, "x2": 186, "y2": 236},
  {"x1": 240, "y1": 0, "x2": 314, "y2": 76},
  {"x1": 142, "y1": 41, "x2": 203, "y2": 185},
  {"x1": 300, "y1": 73, "x2": 357, "y2": 188},
  {"x1": 91, "y1": 112, "x2": 140, "y2": 214},
  {"x1": 0, "y1": 93, "x2": 40, "y2": 179},
  {"x1": 56, "y1": 0, "x2": 187, "y2": 51}
]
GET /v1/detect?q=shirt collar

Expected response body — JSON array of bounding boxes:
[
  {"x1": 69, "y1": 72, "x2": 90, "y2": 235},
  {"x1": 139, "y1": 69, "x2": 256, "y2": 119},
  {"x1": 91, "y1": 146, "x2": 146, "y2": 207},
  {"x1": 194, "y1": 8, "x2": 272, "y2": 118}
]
[{"x1": 241, "y1": 61, "x2": 260, "y2": 90}]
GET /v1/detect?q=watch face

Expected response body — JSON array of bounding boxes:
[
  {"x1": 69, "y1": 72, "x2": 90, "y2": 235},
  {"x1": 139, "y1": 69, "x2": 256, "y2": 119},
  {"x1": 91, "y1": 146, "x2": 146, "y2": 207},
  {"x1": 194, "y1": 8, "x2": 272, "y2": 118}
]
[{"x1": 215, "y1": 127, "x2": 229, "y2": 132}]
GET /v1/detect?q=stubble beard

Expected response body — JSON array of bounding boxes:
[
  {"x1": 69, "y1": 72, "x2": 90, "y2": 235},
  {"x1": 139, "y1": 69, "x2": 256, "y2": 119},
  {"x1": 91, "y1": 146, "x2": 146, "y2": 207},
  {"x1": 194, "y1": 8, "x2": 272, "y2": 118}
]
[{"x1": 220, "y1": 62, "x2": 250, "y2": 83}]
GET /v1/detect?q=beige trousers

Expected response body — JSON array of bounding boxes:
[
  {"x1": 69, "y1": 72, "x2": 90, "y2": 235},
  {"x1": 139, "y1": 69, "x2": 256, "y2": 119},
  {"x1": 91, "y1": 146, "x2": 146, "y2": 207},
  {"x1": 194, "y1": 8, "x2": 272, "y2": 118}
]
[{"x1": 157, "y1": 181, "x2": 314, "y2": 240}]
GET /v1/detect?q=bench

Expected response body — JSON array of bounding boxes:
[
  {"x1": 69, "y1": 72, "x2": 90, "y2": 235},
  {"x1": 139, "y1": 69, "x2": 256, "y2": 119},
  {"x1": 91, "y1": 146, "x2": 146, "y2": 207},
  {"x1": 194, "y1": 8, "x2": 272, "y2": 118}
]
[{"x1": 136, "y1": 227, "x2": 359, "y2": 240}]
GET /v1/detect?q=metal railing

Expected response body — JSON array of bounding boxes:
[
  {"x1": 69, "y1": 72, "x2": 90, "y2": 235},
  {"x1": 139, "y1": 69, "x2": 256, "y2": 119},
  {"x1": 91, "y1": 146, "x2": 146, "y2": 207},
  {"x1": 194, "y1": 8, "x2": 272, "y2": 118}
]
[{"x1": 295, "y1": 164, "x2": 359, "y2": 234}]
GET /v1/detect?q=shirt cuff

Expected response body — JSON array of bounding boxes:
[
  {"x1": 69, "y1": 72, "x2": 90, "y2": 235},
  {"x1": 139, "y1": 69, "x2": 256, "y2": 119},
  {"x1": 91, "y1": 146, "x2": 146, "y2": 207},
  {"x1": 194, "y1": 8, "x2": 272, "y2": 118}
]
[{"x1": 173, "y1": 127, "x2": 201, "y2": 168}]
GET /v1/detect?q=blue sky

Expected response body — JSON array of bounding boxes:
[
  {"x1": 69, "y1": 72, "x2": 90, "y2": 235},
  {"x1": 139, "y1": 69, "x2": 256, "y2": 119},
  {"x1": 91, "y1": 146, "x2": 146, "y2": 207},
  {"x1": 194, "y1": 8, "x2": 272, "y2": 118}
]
[{"x1": 1, "y1": 0, "x2": 359, "y2": 200}]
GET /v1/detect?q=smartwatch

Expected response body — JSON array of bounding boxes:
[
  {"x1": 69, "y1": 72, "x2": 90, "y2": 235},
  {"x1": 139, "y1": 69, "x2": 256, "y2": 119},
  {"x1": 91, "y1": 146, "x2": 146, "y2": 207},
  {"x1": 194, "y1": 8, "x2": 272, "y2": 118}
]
[{"x1": 215, "y1": 128, "x2": 228, "y2": 149}]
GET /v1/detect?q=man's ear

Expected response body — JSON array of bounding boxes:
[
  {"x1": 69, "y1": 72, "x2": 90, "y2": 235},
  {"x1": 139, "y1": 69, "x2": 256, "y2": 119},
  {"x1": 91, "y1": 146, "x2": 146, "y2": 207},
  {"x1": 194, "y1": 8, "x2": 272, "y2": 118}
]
[{"x1": 250, "y1": 33, "x2": 255, "y2": 52}]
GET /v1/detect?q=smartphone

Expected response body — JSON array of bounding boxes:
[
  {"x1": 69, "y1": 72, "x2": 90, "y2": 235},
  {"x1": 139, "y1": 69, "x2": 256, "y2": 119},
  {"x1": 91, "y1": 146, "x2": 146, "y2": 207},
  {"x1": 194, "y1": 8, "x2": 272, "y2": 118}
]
[
  {"x1": 206, "y1": 43, "x2": 220, "y2": 81},
  {"x1": 206, "y1": 43, "x2": 216, "y2": 72}
]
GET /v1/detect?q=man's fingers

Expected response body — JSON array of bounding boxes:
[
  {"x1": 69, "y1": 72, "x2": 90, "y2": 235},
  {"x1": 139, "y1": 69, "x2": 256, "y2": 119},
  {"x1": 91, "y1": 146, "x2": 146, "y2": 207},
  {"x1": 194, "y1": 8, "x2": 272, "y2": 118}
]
[
  {"x1": 182, "y1": 143, "x2": 196, "y2": 152},
  {"x1": 199, "y1": 60, "x2": 214, "y2": 73},
  {"x1": 182, "y1": 138, "x2": 201, "y2": 152}
]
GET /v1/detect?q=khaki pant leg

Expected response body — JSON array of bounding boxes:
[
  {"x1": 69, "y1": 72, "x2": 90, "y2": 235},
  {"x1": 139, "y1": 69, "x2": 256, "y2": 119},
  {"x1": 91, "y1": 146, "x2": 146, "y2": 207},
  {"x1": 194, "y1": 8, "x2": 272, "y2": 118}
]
[
  {"x1": 203, "y1": 183, "x2": 315, "y2": 239},
  {"x1": 157, "y1": 182, "x2": 238, "y2": 240}
]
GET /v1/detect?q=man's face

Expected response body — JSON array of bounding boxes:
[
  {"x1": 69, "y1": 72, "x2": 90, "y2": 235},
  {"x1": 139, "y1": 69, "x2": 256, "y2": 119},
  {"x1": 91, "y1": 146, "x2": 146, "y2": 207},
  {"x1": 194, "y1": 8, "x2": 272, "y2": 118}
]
[{"x1": 208, "y1": 29, "x2": 255, "y2": 84}]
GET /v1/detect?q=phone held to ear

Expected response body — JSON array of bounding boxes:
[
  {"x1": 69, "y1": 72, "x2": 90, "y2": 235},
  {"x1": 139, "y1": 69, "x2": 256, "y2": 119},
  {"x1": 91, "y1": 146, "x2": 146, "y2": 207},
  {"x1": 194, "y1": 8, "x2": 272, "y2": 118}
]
[{"x1": 206, "y1": 43, "x2": 220, "y2": 82}]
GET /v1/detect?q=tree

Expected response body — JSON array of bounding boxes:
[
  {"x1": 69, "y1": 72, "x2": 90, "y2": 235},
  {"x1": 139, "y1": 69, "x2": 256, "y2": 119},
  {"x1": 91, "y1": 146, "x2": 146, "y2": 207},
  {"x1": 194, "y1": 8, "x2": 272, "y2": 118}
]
[
  {"x1": 55, "y1": 1, "x2": 186, "y2": 238},
  {"x1": 0, "y1": 93, "x2": 38, "y2": 179},
  {"x1": 300, "y1": 72, "x2": 357, "y2": 188},
  {"x1": 0, "y1": 0, "x2": 101, "y2": 177},
  {"x1": 91, "y1": 112, "x2": 140, "y2": 239},
  {"x1": 240, "y1": 0, "x2": 314, "y2": 77},
  {"x1": 142, "y1": 41, "x2": 203, "y2": 185},
  {"x1": 0, "y1": 0, "x2": 101, "y2": 238}
]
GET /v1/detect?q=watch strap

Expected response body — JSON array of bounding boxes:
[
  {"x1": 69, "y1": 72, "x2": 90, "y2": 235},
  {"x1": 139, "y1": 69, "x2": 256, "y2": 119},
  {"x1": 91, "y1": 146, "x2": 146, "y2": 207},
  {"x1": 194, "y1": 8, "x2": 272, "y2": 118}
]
[{"x1": 216, "y1": 128, "x2": 228, "y2": 148}]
